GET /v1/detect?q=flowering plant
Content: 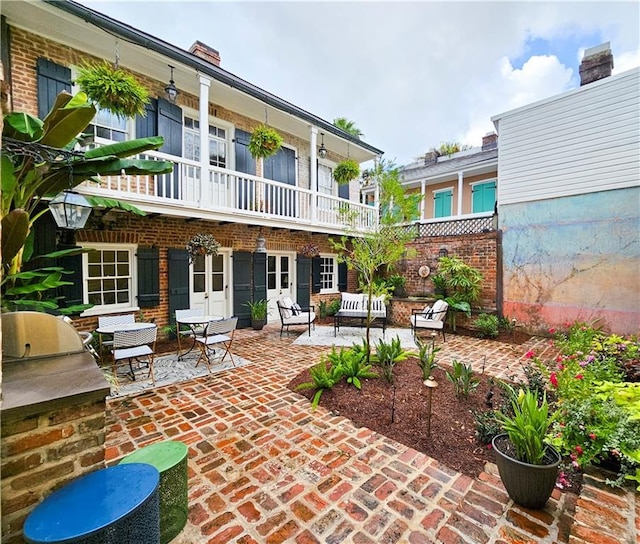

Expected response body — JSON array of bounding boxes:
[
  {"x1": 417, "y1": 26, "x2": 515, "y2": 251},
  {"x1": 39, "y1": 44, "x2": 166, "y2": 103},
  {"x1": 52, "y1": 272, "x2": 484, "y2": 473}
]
[
  {"x1": 186, "y1": 233, "x2": 220, "y2": 264},
  {"x1": 300, "y1": 243, "x2": 320, "y2": 258},
  {"x1": 534, "y1": 322, "x2": 640, "y2": 487}
]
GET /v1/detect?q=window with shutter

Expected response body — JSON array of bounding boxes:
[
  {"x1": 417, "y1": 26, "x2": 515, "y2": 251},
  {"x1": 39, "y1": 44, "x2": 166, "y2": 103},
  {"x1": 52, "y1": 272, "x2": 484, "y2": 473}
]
[
  {"x1": 434, "y1": 189, "x2": 453, "y2": 218},
  {"x1": 37, "y1": 58, "x2": 71, "y2": 119},
  {"x1": 472, "y1": 180, "x2": 496, "y2": 213}
]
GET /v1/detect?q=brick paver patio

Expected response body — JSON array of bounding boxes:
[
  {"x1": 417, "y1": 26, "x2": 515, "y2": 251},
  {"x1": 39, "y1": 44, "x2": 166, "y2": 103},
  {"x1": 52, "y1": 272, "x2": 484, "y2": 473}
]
[{"x1": 105, "y1": 325, "x2": 637, "y2": 543}]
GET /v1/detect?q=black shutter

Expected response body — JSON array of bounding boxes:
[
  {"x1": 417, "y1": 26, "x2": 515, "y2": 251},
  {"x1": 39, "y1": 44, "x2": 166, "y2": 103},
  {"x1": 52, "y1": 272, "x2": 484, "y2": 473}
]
[
  {"x1": 234, "y1": 129, "x2": 256, "y2": 211},
  {"x1": 312, "y1": 256, "x2": 322, "y2": 294},
  {"x1": 158, "y1": 98, "x2": 182, "y2": 198},
  {"x1": 338, "y1": 262, "x2": 348, "y2": 292},
  {"x1": 233, "y1": 251, "x2": 252, "y2": 328},
  {"x1": 338, "y1": 182, "x2": 350, "y2": 200},
  {"x1": 296, "y1": 255, "x2": 311, "y2": 307},
  {"x1": 253, "y1": 251, "x2": 267, "y2": 303},
  {"x1": 137, "y1": 247, "x2": 160, "y2": 308},
  {"x1": 58, "y1": 250, "x2": 83, "y2": 311},
  {"x1": 136, "y1": 98, "x2": 158, "y2": 138},
  {"x1": 168, "y1": 249, "x2": 189, "y2": 326},
  {"x1": 37, "y1": 58, "x2": 71, "y2": 119},
  {"x1": 234, "y1": 129, "x2": 256, "y2": 175}
]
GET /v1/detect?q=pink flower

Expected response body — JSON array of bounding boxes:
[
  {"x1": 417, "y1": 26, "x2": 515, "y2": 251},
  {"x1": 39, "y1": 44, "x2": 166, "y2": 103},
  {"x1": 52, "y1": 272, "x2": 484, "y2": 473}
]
[
  {"x1": 525, "y1": 350, "x2": 535, "y2": 359},
  {"x1": 575, "y1": 445, "x2": 583, "y2": 455},
  {"x1": 575, "y1": 374, "x2": 583, "y2": 380},
  {"x1": 589, "y1": 433, "x2": 596, "y2": 440},
  {"x1": 549, "y1": 327, "x2": 556, "y2": 334},
  {"x1": 550, "y1": 372, "x2": 558, "y2": 387},
  {"x1": 555, "y1": 355, "x2": 563, "y2": 363}
]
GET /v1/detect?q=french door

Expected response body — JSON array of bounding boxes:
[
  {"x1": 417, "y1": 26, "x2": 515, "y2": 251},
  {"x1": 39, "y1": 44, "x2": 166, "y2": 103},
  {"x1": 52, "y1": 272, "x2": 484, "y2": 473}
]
[
  {"x1": 266, "y1": 253, "x2": 294, "y2": 321},
  {"x1": 190, "y1": 249, "x2": 231, "y2": 317}
]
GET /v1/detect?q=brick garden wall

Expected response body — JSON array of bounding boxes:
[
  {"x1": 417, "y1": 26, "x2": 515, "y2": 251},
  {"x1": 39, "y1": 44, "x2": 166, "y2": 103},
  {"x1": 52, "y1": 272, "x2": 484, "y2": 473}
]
[{"x1": 1, "y1": 399, "x2": 107, "y2": 544}]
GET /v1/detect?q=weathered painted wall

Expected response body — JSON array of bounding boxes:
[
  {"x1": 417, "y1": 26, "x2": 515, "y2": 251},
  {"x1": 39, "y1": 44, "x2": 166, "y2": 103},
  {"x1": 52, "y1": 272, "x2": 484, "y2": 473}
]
[{"x1": 501, "y1": 187, "x2": 640, "y2": 335}]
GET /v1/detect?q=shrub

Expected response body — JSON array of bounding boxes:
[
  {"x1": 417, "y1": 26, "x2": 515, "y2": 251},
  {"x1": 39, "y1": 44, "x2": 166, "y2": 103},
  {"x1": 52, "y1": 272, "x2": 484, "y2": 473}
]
[
  {"x1": 371, "y1": 336, "x2": 412, "y2": 383},
  {"x1": 415, "y1": 337, "x2": 440, "y2": 381},
  {"x1": 326, "y1": 346, "x2": 377, "y2": 390},
  {"x1": 445, "y1": 360, "x2": 479, "y2": 398},
  {"x1": 474, "y1": 313, "x2": 499, "y2": 338},
  {"x1": 327, "y1": 299, "x2": 341, "y2": 316},
  {"x1": 295, "y1": 359, "x2": 344, "y2": 410}
]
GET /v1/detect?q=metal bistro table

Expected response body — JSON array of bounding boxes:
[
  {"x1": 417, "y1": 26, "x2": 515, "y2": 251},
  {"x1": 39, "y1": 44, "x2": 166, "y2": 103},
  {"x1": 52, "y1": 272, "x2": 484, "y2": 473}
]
[
  {"x1": 175, "y1": 315, "x2": 223, "y2": 359},
  {"x1": 24, "y1": 463, "x2": 160, "y2": 544}
]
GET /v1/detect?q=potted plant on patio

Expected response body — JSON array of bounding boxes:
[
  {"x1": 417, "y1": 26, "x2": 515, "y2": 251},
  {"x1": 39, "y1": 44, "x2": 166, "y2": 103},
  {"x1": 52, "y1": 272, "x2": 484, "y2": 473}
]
[
  {"x1": 245, "y1": 299, "x2": 269, "y2": 330},
  {"x1": 492, "y1": 386, "x2": 561, "y2": 509}
]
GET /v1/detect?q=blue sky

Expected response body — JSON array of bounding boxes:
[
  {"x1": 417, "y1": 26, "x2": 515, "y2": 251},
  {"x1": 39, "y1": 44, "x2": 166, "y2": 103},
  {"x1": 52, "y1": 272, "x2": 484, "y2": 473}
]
[{"x1": 80, "y1": 1, "x2": 640, "y2": 165}]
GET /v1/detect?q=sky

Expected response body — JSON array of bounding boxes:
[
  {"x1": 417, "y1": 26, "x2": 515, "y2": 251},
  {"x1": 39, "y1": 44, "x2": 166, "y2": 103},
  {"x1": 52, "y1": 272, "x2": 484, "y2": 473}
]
[{"x1": 80, "y1": 1, "x2": 640, "y2": 165}]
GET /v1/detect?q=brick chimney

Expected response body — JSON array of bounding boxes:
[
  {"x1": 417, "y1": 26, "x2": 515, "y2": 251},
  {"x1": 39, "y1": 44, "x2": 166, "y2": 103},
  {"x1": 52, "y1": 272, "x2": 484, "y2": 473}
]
[
  {"x1": 189, "y1": 41, "x2": 221, "y2": 66},
  {"x1": 424, "y1": 150, "x2": 439, "y2": 165},
  {"x1": 482, "y1": 132, "x2": 498, "y2": 151},
  {"x1": 579, "y1": 42, "x2": 613, "y2": 86}
]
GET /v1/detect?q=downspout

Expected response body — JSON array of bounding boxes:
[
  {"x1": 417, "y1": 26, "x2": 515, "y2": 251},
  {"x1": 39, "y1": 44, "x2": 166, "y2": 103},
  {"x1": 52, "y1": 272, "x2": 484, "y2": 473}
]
[
  {"x1": 198, "y1": 74, "x2": 211, "y2": 207},
  {"x1": 457, "y1": 171, "x2": 464, "y2": 216},
  {"x1": 310, "y1": 126, "x2": 318, "y2": 225}
]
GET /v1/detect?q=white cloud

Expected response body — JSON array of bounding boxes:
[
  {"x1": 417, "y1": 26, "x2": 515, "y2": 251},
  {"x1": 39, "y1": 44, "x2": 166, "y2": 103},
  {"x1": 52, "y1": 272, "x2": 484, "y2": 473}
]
[{"x1": 80, "y1": 1, "x2": 639, "y2": 164}]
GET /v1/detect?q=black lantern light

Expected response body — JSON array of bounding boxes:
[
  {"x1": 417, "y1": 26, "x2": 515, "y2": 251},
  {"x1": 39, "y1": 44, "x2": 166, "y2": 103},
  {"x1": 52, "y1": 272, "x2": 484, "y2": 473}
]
[
  {"x1": 49, "y1": 190, "x2": 93, "y2": 230},
  {"x1": 164, "y1": 65, "x2": 179, "y2": 104},
  {"x1": 318, "y1": 133, "x2": 327, "y2": 159}
]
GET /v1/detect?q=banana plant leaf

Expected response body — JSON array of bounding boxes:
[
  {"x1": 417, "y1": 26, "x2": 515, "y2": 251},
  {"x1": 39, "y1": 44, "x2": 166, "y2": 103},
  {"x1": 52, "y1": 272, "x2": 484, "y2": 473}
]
[
  {"x1": 84, "y1": 136, "x2": 166, "y2": 159},
  {"x1": 1, "y1": 209, "x2": 29, "y2": 267},
  {"x1": 86, "y1": 196, "x2": 146, "y2": 216},
  {"x1": 2, "y1": 112, "x2": 44, "y2": 142}
]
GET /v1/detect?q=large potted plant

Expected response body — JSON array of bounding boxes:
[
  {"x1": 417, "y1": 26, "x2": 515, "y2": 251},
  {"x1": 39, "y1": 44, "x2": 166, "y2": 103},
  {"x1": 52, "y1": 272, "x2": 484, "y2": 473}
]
[
  {"x1": 245, "y1": 299, "x2": 269, "y2": 330},
  {"x1": 492, "y1": 386, "x2": 561, "y2": 509}
]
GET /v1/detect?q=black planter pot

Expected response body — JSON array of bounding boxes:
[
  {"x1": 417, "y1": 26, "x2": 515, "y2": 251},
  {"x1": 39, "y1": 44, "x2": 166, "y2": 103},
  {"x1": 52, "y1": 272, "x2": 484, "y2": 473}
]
[
  {"x1": 251, "y1": 318, "x2": 267, "y2": 330},
  {"x1": 492, "y1": 434, "x2": 561, "y2": 509}
]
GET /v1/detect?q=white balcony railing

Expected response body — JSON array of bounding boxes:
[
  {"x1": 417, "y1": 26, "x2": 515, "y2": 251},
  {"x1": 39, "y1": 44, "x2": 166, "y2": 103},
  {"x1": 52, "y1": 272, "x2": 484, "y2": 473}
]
[{"x1": 82, "y1": 150, "x2": 378, "y2": 233}]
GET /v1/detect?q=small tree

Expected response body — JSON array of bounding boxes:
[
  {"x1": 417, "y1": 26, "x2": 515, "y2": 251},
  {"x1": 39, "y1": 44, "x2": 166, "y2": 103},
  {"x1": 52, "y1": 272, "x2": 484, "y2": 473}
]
[{"x1": 331, "y1": 160, "x2": 421, "y2": 360}]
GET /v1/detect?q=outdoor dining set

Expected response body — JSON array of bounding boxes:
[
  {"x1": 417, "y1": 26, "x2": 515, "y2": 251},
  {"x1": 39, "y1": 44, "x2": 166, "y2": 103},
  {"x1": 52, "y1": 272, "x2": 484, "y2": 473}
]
[{"x1": 96, "y1": 309, "x2": 238, "y2": 386}]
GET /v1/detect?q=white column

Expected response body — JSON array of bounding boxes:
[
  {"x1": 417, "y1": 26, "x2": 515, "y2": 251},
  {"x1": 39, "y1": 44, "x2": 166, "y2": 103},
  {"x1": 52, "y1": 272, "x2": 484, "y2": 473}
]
[
  {"x1": 310, "y1": 126, "x2": 318, "y2": 224},
  {"x1": 199, "y1": 75, "x2": 211, "y2": 207},
  {"x1": 420, "y1": 179, "x2": 426, "y2": 221},
  {"x1": 374, "y1": 156, "x2": 380, "y2": 207},
  {"x1": 457, "y1": 171, "x2": 464, "y2": 216}
]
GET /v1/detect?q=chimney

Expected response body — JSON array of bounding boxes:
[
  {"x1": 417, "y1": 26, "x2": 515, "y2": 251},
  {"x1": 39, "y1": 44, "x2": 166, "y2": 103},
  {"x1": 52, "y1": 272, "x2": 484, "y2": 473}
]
[
  {"x1": 482, "y1": 132, "x2": 498, "y2": 151},
  {"x1": 189, "y1": 41, "x2": 221, "y2": 66},
  {"x1": 579, "y1": 42, "x2": 613, "y2": 86},
  {"x1": 424, "y1": 150, "x2": 439, "y2": 165}
]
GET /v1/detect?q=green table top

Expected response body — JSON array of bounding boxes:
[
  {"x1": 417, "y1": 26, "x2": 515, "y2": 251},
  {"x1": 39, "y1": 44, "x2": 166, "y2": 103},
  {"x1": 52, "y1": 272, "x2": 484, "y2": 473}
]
[{"x1": 120, "y1": 440, "x2": 188, "y2": 473}]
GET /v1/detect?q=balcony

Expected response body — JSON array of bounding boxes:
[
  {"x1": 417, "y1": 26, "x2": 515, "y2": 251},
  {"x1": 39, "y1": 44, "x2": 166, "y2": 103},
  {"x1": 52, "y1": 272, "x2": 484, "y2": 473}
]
[{"x1": 80, "y1": 150, "x2": 378, "y2": 235}]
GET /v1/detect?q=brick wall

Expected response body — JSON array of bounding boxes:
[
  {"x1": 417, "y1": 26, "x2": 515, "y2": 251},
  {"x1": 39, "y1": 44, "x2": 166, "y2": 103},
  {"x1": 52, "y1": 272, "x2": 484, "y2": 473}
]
[
  {"x1": 401, "y1": 232, "x2": 498, "y2": 309},
  {"x1": 1, "y1": 399, "x2": 107, "y2": 544},
  {"x1": 73, "y1": 216, "x2": 339, "y2": 333}
]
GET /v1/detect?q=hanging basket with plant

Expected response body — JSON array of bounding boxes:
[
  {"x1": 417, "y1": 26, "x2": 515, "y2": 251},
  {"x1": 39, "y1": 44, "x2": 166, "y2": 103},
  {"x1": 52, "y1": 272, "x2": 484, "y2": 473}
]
[
  {"x1": 300, "y1": 243, "x2": 320, "y2": 258},
  {"x1": 75, "y1": 60, "x2": 150, "y2": 118},
  {"x1": 186, "y1": 233, "x2": 220, "y2": 264},
  {"x1": 248, "y1": 124, "x2": 283, "y2": 159},
  {"x1": 333, "y1": 159, "x2": 360, "y2": 185}
]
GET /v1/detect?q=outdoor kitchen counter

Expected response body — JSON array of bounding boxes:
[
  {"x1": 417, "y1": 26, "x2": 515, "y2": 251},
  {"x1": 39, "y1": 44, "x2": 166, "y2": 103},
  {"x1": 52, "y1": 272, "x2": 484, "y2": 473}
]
[{"x1": 2, "y1": 351, "x2": 111, "y2": 421}]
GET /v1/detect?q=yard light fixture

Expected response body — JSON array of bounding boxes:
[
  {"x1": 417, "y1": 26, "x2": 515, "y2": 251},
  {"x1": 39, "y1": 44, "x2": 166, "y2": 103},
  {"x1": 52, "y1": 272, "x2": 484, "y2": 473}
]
[
  {"x1": 164, "y1": 65, "x2": 179, "y2": 104},
  {"x1": 439, "y1": 247, "x2": 448, "y2": 258},
  {"x1": 49, "y1": 190, "x2": 93, "y2": 230},
  {"x1": 318, "y1": 133, "x2": 327, "y2": 159},
  {"x1": 423, "y1": 376, "x2": 438, "y2": 436},
  {"x1": 255, "y1": 233, "x2": 267, "y2": 253}
]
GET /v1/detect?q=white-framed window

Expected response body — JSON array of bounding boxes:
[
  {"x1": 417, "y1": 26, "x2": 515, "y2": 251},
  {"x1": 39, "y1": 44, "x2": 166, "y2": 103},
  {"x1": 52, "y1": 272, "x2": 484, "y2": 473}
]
[
  {"x1": 184, "y1": 115, "x2": 229, "y2": 168},
  {"x1": 320, "y1": 255, "x2": 338, "y2": 292},
  {"x1": 318, "y1": 162, "x2": 335, "y2": 196},
  {"x1": 81, "y1": 243, "x2": 138, "y2": 313}
]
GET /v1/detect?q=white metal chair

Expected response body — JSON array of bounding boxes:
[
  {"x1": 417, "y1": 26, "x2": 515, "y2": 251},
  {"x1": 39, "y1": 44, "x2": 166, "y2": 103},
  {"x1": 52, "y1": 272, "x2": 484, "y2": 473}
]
[
  {"x1": 195, "y1": 317, "x2": 238, "y2": 372},
  {"x1": 175, "y1": 308, "x2": 205, "y2": 357},
  {"x1": 277, "y1": 297, "x2": 316, "y2": 337},
  {"x1": 97, "y1": 314, "x2": 136, "y2": 352},
  {"x1": 410, "y1": 299, "x2": 449, "y2": 341},
  {"x1": 111, "y1": 325, "x2": 157, "y2": 385}
]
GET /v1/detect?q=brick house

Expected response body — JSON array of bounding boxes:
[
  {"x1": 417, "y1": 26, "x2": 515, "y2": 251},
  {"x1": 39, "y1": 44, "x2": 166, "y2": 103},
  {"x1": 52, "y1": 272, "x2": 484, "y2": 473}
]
[{"x1": 1, "y1": 0, "x2": 382, "y2": 331}]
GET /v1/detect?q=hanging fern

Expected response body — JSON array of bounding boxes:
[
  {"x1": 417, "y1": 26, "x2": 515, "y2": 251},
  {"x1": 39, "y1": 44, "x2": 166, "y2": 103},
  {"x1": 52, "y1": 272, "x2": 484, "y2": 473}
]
[
  {"x1": 248, "y1": 124, "x2": 283, "y2": 159},
  {"x1": 75, "y1": 61, "x2": 150, "y2": 118},
  {"x1": 334, "y1": 159, "x2": 360, "y2": 185}
]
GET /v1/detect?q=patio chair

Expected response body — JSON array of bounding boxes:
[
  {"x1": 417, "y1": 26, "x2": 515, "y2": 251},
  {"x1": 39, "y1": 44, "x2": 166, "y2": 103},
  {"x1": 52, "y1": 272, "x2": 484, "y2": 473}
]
[
  {"x1": 410, "y1": 299, "x2": 448, "y2": 341},
  {"x1": 111, "y1": 325, "x2": 157, "y2": 385},
  {"x1": 277, "y1": 297, "x2": 316, "y2": 337},
  {"x1": 195, "y1": 317, "x2": 238, "y2": 372},
  {"x1": 97, "y1": 314, "x2": 136, "y2": 353},
  {"x1": 175, "y1": 308, "x2": 205, "y2": 356}
]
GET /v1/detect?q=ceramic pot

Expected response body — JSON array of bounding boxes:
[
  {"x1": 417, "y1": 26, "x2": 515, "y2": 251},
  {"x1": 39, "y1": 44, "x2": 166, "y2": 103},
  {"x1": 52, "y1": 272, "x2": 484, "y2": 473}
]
[{"x1": 492, "y1": 434, "x2": 560, "y2": 509}]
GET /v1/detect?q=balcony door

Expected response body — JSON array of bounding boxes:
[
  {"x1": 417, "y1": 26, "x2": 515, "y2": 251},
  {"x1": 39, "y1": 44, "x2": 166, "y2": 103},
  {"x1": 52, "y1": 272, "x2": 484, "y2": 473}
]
[
  {"x1": 263, "y1": 147, "x2": 296, "y2": 217},
  {"x1": 266, "y1": 253, "x2": 294, "y2": 321},
  {"x1": 190, "y1": 250, "x2": 231, "y2": 318}
]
